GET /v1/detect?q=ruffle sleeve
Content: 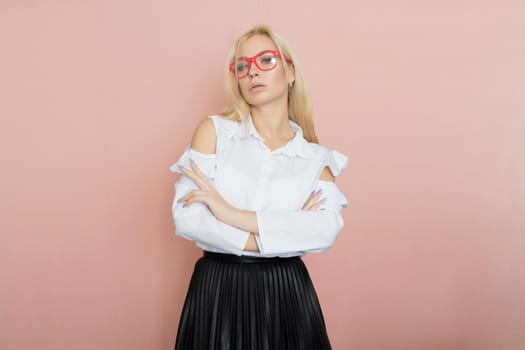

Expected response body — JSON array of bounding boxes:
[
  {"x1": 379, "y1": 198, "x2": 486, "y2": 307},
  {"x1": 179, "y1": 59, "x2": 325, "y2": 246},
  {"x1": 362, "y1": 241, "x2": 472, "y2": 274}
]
[
  {"x1": 169, "y1": 145, "x2": 250, "y2": 256},
  {"x1": 324, "y1": 149, "x2": 349, "y2": 177},
  {"x1": 315, "y1": 148, "x2": 350, "y2": 221},
  {"x1": 169, "y1": 146, "x2": 217, "y2": 179}
]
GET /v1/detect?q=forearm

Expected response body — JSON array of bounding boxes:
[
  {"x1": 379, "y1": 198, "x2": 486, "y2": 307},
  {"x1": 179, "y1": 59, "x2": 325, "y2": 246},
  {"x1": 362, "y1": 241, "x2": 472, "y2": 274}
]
[
  {"x1": 172, "y1": 179, "x2": 253, "y2": 255},
  {"x1": 219, "y1": 208, "x2": 261, "y2": 252},
  {"x1": 221, "y1": 207, "x2": 260, "y2": 234}
]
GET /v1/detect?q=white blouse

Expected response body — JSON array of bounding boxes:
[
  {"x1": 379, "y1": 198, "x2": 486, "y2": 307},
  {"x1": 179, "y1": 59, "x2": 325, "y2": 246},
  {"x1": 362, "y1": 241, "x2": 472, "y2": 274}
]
[{"x1": 169, "y1": 113, "x2": 349, "y2": 257}]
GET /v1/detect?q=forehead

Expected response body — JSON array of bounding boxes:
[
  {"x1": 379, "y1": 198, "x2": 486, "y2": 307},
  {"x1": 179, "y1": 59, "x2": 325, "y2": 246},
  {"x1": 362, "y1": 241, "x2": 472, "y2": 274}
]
[{"x1": 238, "y1": 34, "x2": 277, "y2": 57}]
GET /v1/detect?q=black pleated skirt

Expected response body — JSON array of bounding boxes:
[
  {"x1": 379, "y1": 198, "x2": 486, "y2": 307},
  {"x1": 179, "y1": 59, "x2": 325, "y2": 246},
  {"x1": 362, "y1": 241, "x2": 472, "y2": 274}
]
[{"x1": 174, "y1": 250, "x2": 332, "y2": 350}]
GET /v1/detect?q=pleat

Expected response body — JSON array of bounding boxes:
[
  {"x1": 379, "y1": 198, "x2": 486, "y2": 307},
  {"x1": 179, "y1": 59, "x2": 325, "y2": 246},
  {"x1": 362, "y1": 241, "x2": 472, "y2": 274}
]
[{"x1": 174, "y1": 252, "x2": 332, "y2": 350}]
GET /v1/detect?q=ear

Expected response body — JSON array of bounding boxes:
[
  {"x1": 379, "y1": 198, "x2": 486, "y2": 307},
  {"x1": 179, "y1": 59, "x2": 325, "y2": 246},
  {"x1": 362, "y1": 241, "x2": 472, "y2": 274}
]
[{"x1": 287, "y1": 62, "x2": 296, "y2": 85}]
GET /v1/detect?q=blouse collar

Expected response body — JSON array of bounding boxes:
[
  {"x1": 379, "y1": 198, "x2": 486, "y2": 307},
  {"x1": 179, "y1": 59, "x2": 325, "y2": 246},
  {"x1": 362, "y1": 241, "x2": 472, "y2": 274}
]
[{"x1": 232, "y1": 112, "x2": 315, "y2": 159}]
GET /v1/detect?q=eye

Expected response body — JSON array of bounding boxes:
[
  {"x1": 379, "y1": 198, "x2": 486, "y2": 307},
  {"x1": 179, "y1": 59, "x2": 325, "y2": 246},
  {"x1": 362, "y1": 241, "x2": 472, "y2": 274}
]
[
  {"x1": 259, "y1": 54, "x2": 277, "y2": 66},
  {"x1": 235, "y1": 61, "x2": 249, "y2": 72}
]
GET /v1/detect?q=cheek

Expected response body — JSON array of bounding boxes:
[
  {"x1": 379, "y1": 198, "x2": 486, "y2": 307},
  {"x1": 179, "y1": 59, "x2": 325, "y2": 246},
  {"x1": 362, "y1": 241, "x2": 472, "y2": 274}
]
[
  {"x1": 237, "y1": 81, "x2": 249, "y2": 97},
  {"x1": 239, "y1": 83, "x2": 251, "y2": 100},
  {"x1": 268, "y1": 67, "x2": 287, "y2": 85},
  {"x1": 237, "y1": 68, "x2": 288, "y2": 102},
  {"x1": 270, "y1": 74, "x2": 288, "y2": 96}
]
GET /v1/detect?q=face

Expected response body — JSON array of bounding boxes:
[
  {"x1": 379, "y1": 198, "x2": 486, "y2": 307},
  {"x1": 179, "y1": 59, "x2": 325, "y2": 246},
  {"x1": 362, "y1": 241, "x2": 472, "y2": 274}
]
[{"x1": 234, "y1": 34, "x2": 295, "y2": 107}]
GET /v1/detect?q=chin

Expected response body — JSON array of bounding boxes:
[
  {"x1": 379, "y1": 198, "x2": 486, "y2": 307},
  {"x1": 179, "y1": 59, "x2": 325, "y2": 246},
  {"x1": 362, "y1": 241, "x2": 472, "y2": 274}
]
[
  {"x1": 242, "y1": 93, "x2": 267, "y2": 106},
  {"x1": 243, "y1": 91, "x2": 287, "y2": 108},
  {"x1": 245, "y1": 96, "x2": 267, "y2": 106}
]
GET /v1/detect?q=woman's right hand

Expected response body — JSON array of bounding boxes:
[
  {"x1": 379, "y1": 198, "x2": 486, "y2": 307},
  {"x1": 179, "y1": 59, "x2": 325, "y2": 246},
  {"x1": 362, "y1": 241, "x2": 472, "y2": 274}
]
[{"x1": 302, "y1": 189, "x2": 325, "y2": 211}]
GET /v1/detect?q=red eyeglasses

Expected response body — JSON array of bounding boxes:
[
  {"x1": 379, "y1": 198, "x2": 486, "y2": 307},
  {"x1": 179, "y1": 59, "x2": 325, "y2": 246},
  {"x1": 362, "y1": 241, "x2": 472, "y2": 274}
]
[{"x1": 229, "y1": 50, "x2": 292, "y2": 79}]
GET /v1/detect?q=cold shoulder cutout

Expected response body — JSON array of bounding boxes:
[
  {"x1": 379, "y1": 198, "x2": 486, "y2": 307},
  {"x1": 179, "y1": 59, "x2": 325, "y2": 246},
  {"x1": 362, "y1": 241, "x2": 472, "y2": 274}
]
[{"x1": 323, "y1": 149, "x2": 349, "y2": 177}]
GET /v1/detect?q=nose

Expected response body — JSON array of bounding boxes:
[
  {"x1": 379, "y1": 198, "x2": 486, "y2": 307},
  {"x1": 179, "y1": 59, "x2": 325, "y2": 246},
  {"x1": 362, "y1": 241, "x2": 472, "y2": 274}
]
[{"x1": 248, "y1": 62, "x2": 260, "y2": 78}]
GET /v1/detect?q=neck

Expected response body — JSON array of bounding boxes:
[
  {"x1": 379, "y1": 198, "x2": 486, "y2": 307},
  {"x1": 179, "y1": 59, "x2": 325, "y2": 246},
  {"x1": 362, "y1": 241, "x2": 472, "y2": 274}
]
[{"x1": 250, "y1": 98, "x2": 293, "y2": 140}]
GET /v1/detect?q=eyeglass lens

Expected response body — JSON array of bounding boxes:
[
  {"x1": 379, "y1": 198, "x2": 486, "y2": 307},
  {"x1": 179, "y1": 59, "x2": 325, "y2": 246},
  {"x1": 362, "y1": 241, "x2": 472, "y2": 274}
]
[{"x1": 235, "y1": 52, "x2": 278, "y2": 77}]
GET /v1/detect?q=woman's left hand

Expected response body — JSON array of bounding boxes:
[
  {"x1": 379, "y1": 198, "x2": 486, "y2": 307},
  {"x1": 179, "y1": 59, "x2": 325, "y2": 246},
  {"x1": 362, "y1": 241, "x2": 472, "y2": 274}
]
[{"x1": 177, "y1": 159, "x2": 235, "y2": 223}]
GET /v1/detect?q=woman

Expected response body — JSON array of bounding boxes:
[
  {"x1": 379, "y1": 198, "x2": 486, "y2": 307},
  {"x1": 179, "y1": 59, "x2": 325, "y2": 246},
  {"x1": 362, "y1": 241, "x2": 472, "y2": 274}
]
[{"x1": 170, "y1": 24, "x2": 349, "y2": 350}]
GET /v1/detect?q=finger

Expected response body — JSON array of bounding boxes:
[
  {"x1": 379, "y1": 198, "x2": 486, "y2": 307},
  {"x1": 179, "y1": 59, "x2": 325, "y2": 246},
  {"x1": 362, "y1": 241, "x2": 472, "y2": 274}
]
[
  {"x1": 310, "y1": 189, "x2": 323, "y2": 199},
  {"x1": 189, "y1": 161, "x2": 212, "y2": 189},
  {"x1": 303, "y1": 197, "x2": 318, "y2": 210},
  {"x1": 305, "y1": 189, "x2": 323, "y2": 210},
  {"x1": 309, "y1": 199, "x2": 326, "y2": 211},
  {"x1": 178, "y1": 164, "x2": 208, "y2": 189},
  {"x1": 177, "y1": 189, "x2": 196, "y2": 202},
  {"x1": 177, "y1": 165, "x2": 195, "y2": 179},
  {"x1": 183, "y1": 193, "x2": 207, "y2": 208},
  {"x1": 304, "y1": 198, "x2": 326, "y2": 211},
  {"x1": 189, "y1": 159, "x2": 207, "y2": 177},
  {"x1": 302, "y1": 194, "x2": 316, "y2": 210},
  {"x1": 303, "y1": 189, "x2": 323, "y2": 208},
  {"x1": 178, "y1": 189, "x2": 203, "y2": 204}
]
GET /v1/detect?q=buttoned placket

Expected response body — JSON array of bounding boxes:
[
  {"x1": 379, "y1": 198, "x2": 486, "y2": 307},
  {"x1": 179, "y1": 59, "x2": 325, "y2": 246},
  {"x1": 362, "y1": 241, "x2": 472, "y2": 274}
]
[
  {"x1": 233, "y1": 113, "x2": 316, "y2": 210},
  {"x1": 252, "y1": 148, "x2": 272, "y2": 209}
]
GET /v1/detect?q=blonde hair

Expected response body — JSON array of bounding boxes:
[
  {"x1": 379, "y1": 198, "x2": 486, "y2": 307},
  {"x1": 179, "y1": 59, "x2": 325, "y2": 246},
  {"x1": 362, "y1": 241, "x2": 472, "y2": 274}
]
[{"x1": 218, "y1": 24, "x2": 319, "y2": 144}]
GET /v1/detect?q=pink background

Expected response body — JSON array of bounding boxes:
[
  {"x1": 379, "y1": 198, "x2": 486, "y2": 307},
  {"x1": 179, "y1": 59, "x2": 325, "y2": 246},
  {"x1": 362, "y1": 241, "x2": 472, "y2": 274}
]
[{"x1": 1, "y1": 1, "x2": 524, "y2": 349}]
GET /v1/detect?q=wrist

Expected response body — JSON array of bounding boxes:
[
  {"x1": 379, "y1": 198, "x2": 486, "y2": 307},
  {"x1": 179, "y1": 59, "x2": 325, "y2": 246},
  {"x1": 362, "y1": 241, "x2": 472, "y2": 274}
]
[{"x1": 219, "y1": 203, "x2": 238, "y2": 226}]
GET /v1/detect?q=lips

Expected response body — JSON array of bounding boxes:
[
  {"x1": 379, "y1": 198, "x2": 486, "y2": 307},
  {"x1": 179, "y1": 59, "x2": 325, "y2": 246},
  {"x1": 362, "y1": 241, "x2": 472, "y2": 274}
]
[{"x1": 249, "y1": 83, "x2": 266, "y2": 91}]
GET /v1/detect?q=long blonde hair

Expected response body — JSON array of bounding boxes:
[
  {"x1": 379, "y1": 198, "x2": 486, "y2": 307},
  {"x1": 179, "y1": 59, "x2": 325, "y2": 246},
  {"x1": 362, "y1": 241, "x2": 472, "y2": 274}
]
[{"x1": 218, "y1": 25, "x2": 319, "y2": 144}]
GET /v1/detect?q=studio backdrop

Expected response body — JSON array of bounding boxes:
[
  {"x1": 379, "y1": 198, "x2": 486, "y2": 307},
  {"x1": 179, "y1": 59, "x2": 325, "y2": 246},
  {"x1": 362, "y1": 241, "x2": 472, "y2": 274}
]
[{"x1": 1, "y1": 1, "x2": 523, "y2": 349}]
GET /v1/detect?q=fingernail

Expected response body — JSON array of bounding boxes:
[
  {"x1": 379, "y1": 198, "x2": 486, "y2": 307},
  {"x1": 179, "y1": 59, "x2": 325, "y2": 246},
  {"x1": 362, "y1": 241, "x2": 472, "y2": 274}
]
[
  {"x1": 310, "y1": 190, "x2": 315, "y2": 195},
  {"x1": 316, "y1": 189, "x2": 323, "y2": 194},
  {"x1": 189, "y1": 159, "x2": 195, "y2": 164}
]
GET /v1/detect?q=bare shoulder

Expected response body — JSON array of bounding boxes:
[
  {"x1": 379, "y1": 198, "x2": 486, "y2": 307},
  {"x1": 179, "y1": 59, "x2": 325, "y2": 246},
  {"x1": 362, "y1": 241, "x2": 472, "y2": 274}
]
[
  {"x1": 319, "y1": 166, "x2": 335, "y2": 182},
  {"x1": 190, "y1": 117, "x2": 217, "y2": 154}
]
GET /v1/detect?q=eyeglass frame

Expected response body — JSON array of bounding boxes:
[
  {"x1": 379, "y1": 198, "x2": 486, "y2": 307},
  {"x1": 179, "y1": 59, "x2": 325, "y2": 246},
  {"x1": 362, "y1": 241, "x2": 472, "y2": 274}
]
[{"x1": 229, "y1": 49, "x2": 292, "y2": 79}]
